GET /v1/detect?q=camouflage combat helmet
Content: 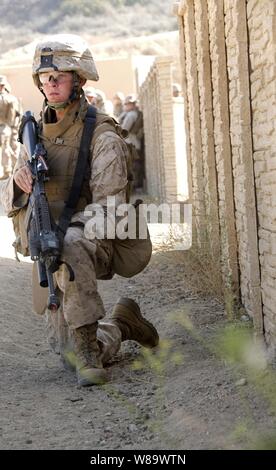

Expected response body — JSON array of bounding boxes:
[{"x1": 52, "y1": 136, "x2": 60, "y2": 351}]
[
  {"x1": 0, "y1": 75, "x2": 7, "y2": 85},
  {"x1": 124, "y1": 94, "x2": 137, "y2": 104},
  {"x1": 32, "y1": 34, "x2": 99, "y2": 87},
  {"x1": 0, "y1": 75, "x2": 10, "y2": 92},
  {"x1": 84, "y1": 86, "x2": 97, "y2": 98}
]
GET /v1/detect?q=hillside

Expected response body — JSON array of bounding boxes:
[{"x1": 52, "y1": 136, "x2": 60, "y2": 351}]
[
  {"x1": 0, "y1": 31, "x2": 180, "y2": 68},
  {"x1": 0, "y1": 0, "x2": 177, "y2": 56}
]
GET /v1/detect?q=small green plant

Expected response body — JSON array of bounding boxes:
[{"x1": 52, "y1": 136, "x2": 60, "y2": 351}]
[
  {"x1": 132, "y1": 339, "x2": 183, "y2": 376},
  {"x1": 168, "y1": 309, "x2": 276, "y2": 449},
  {"x1": 211, "y1": 323, "x2": 276, "y2": 449},
  {"x1": 131, "y1": 339, "x2": 184, "y2": 446}
]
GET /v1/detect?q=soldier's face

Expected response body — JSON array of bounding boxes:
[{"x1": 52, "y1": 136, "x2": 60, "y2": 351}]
[
  {"x1": 124, "y1": 102, "x2": 135, "y2": 111},
  {"x1": 39, "y1": 71, "x2": 73, "y2": 103},
  {"x1": 86, "y1": 95, "x2": 96, "y2": 105}
]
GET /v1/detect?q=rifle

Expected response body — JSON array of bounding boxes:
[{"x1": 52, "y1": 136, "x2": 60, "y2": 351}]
[{"x1": 19, "y1": 111, "x2": 61, "y2": 311}]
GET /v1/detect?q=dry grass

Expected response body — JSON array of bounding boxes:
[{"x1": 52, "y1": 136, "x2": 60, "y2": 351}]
[{"x1": 172, "y1": 246, "x2": 224, "y2": 302}]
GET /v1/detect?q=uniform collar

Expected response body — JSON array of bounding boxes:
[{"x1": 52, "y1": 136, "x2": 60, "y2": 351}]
[{"x1": 42, "y1": 94, "x2": 89, "y2": 139}]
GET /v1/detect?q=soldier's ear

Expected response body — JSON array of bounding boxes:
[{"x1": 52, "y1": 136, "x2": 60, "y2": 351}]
[{"x1": 80, "y1": 78, "x2": 86, "y2": 87}]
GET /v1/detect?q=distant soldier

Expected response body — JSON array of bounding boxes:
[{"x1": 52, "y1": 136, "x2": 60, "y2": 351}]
[
  {"x1": 112, "y1": 91, "x2": 125, "y2": 119},
  {"x1": 84, "y1": 86, "x2": 112, "y2": 115},
  {"x1": 120, "y1": 94, "x2": 144, "y2": 190},
  {"x1": 84, "y1": 86, "x2": 97, "y2": 105},
  {"x1": 172, "y1": 83, "x2": 182, "y2": 98},
  {"x1": 0, "y1": 75, "x2": 17, "y2": 179},
  {"x1": 8, "y1": 91, "x2": 22, "y2": 172},
  {"x1": 94, "y1": 89, "x2": 108, "y2": 114}
]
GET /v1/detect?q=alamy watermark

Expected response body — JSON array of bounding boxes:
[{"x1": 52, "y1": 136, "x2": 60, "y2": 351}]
[{"x1": 83, "y1": 196, "x2": 192, "y2": 251}]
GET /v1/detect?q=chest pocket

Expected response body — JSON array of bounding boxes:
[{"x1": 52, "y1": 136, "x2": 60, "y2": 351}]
[{"x1": 42, "y1": 137, "x2": 92, "y2": 217}]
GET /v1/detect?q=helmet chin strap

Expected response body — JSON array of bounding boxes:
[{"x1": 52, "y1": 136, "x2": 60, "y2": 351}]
[
  {"x1": 47, "y1": 101, "x2": 69, "y2": 110},
  {"x1": 40, "y1": 72, "x2": 83, "y2": 110}
]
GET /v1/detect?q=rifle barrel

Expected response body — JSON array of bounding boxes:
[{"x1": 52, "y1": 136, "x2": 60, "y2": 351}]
[{"x1": 22, "y1": 111, "x2": 37, "y2": 159}]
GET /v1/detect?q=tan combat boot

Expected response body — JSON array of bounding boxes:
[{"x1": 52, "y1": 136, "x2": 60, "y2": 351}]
[
  {"x1": 71, "y1": 322, "x2": 108, "y2": 387},
  {"x1": 112, "y1": 297, "x2": 159, "y2": 348}
]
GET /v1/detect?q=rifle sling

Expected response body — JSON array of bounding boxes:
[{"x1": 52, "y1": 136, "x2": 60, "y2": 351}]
[{"x1": 57, "y1": 105, "x2": 97, "y2": 236}]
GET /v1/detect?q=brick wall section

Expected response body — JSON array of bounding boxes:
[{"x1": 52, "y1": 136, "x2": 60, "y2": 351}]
[
  {"x1": 176, "y1": 6, "x2": 193, "y2": 203},
  {"x1": 175, "y1": 0, "x2": 276, "y2": 353},
  {"x1": 193, "y1": 0, "x2": 220, "y2": 264},
  {"x1": 176, "y1": 0, "x2": 239, "y2": 294},
  {"x1": 182, "y1": 0, "x2": 207, "y2": 246},
  {"x1": 207, "y1": 0, "x2": 239, "y2": 296},
  {"x1": 140, "y1": 57, "x2": 180, "y2": 203},
  {"x1": 224, "y1": 0, "x2": 262, "y2": 335},
  {"x1": 140, "y1": 65, "x2": 162, "y2": 199},
  {"x1": 158, "y1": 58, "x2": 179, "y2": 201},
  {"x1": 247, "y1": 0, "x2": 276, "y2": 354}
]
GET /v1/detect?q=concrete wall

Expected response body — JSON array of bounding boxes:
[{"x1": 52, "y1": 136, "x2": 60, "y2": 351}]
[{"x1": 174, "y1": 0, "x2": 276, "y2": 354}]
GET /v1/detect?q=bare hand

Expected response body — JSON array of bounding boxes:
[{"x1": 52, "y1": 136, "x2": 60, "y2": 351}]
[{"x1": 14, "y1": 165, "x2": 33, "y2": 194}]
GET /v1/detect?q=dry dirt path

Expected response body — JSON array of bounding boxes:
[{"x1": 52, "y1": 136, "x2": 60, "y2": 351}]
[{"x1": 0, "y1": 205, "x2": 275, "y2": 450}]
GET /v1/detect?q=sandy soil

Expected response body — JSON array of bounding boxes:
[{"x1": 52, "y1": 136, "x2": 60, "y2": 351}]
[{"x1": 0, "y1": 205, "x2": 276, "y2": 450}]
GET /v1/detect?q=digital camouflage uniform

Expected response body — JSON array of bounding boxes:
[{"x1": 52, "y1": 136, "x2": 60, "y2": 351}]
[
  {"x1": 0, "y1": 76, "x2": 17, "y2": 179},
  {"x1": 0, "y1": 95, "x2": 128, "y2": 363},
  {"x1": 120, "y1": 96, "x2": 144, "y2": 189},
  {"x1": 113, "y1": 91, "x2": 125, "y2": 119},
  {"x1": 9, "y1": 95, "x2": 22, "y2": 171}
]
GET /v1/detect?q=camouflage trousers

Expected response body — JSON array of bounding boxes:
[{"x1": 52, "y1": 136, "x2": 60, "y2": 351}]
[
  {"x1": 46, "y1": 226, "x2": 122, "y2": 365},
  {"x1": 10, "y1": 128, "x2": 20, "y2": 167},
  {"x1": 0, "y1": 128, "x2": 13, "y2": 177}
]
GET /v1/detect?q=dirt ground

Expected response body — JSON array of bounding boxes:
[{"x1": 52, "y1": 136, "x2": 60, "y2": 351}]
[{"x1": 0, "y1": 204, "x2": 276, "y2": 450}]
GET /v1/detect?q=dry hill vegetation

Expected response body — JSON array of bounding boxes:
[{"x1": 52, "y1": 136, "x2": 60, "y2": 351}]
[{"x1": 0, "y1": 0, "x2": 177, "y2": 56}]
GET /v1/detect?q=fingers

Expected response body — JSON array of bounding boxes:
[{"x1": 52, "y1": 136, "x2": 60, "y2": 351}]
[{"x1": 14, "y1": 166, "x2": 33, "y2": 194}]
